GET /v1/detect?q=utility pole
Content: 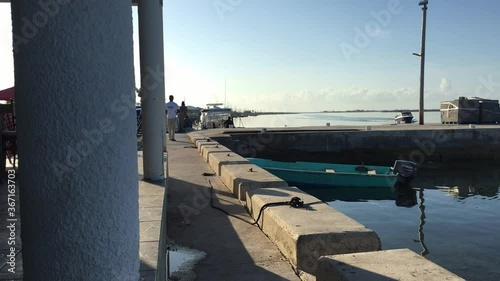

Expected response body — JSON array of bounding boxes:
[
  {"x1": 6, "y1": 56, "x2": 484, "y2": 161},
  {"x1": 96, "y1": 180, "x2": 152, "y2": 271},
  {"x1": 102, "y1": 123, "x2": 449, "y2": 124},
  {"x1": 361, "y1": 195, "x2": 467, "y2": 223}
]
[{"x1": 418, "y1": 0, "x2": 428, "y2": 125}]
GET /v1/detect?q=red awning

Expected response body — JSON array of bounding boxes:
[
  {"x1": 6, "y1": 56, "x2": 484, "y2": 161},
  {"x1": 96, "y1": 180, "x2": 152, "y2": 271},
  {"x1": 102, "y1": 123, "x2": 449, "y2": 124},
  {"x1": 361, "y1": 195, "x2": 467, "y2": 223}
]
[{"x1": 0, "y1": 87, "x2": 14, "y2": 101}]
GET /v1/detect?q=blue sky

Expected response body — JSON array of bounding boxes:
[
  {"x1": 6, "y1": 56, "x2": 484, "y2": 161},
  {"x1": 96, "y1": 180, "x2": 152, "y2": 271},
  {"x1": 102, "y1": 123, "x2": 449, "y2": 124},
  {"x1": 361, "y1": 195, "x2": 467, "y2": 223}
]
[{"x1": 2, "y1": 0, "x2": 500, "y2": 111}]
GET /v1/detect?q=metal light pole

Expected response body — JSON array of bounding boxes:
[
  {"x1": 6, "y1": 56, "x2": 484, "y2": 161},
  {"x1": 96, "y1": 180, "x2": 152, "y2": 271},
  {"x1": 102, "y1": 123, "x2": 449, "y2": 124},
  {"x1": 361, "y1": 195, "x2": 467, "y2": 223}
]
[{"x1": 418, "y1": 0, "x2": 428, "y2": 125}]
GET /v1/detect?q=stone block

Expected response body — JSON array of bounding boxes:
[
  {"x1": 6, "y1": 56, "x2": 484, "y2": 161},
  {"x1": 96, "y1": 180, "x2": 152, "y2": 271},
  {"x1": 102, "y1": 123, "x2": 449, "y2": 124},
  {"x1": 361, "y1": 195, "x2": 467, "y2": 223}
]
[
  {"x1": 316, "y1": 248, "x2": 465, "y2": 281},
  {"x1": 201, "y1": 146, "x2": 232, "y2": 162},
  {"x1": 196, "y1": 141, "x2": 219, "y2": 154},
  {"x1": 245, "y1": 185, "x2": 381, "y2": 276},
  {"x1": 220, "y1": 164, "x2": 287, "y2": 201},
  {"x1": 208, "y1": 151, "x2": 250, "y2": 175}
]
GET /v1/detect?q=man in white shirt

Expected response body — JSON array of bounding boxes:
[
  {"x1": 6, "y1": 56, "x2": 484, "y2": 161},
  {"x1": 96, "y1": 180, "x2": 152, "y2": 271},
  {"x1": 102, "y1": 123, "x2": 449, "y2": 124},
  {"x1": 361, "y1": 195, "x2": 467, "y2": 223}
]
[{"x1": 165, "y1": 95, "x2": 179, "y2": 141}]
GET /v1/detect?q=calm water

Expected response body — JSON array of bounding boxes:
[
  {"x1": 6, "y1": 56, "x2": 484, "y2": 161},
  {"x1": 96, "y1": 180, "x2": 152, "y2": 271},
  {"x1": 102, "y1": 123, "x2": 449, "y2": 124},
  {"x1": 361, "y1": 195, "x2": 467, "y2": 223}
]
[
  {"x1": 302, "y1": 167, "x2": 500, "y2": 281},
  {"x1": 240, "y1": 111, "x2": 499, "y2": 280},
  {"x1": 237, "y1": 111, "x2": 441, "y2": 127}
]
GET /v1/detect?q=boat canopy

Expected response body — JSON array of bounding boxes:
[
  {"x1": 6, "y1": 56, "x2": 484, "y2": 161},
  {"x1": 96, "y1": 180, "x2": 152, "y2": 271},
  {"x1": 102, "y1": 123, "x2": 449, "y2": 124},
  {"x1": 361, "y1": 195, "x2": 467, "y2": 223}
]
[
  {"x1": 201, "y1": 103, "x2": 232, "y2": 113},
  {"x1": 201, "y1": 107, "x2": 231, "y2": 113}
]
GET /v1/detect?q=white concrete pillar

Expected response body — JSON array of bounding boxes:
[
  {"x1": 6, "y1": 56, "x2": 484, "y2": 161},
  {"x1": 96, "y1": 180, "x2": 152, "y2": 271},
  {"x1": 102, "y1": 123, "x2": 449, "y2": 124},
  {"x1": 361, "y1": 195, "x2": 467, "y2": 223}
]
[
  {"x1": 11, "y1": 1, "x2": 139, "y2": 280},
  {"x1": 138, "y1": 0, "x2": 166, "y2": 180}
]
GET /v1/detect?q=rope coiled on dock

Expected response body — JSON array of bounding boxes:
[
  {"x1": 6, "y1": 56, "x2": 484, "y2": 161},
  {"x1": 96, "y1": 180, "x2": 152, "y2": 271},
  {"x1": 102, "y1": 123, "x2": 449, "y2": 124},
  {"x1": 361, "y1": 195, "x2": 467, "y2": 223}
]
[{"x1": 206, "y1": 178, "x2": 314, "y2": 229}]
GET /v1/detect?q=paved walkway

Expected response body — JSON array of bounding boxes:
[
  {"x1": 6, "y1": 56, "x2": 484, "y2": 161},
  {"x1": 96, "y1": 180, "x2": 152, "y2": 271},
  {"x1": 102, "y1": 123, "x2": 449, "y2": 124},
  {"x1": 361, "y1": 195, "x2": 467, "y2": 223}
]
[
  {"x1": 165, "y1": 133, "x2": 300, "y2": 281},
  {"x1": 0, "y1": 132, "x2": 300, "y2": 281},
  {"x1": 138, "y1": 151, "x2": 167, "y2": 281}
]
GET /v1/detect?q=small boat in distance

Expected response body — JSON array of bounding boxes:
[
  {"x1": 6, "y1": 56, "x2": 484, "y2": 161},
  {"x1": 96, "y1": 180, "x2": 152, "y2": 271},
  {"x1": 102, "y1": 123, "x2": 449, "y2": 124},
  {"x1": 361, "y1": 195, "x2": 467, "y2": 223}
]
[
  {"x1": 247, "y1": 158, "x2": 417, "y2": 188},
  {"x1": 395, "y1": 111, "x2": 414, "y2": 123}
]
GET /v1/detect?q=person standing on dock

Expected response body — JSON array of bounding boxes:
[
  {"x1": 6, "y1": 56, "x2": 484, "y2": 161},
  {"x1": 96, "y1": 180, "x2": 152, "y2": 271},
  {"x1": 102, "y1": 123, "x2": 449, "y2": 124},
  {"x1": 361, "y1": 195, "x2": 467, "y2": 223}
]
[
  {"x1": 178, "y1": 101, "x2": 188, "y2": 133},
  {"x1": 166, "y1": 95, "x2": 179, "y2": 141}
]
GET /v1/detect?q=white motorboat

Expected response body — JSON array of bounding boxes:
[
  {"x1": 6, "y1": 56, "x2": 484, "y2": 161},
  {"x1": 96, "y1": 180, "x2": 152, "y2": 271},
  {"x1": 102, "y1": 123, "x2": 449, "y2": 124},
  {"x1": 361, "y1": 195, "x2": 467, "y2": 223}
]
[
  {"x1": 199, "y1": 103, "x2": 232, "y2": 129},
  {"x1": 395, "y1": 111, "x2": 414, "y2": 123}
]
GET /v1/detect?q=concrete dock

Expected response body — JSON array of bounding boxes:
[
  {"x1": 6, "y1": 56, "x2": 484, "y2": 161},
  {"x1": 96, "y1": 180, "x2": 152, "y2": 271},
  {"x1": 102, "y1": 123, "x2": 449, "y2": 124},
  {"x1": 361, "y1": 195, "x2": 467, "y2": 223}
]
[
  {"x1": 316, "y1": 249, "x2": 465, "y2": 281},
  {"x1": 0, "y1": 126, "x2": 473, "y2": 280},
  {"x1": 0, "y1": 134, "x2": 301, "y2": 281},
  {"x1": 199, "y1": 124, "x2": 500, "y2": 165},
  {"x1": 188, "y1": 128, "x2": 468, "y2": 281},
  {"x1": 165, "y1": 134, "x2": 301, "y2": 280}
]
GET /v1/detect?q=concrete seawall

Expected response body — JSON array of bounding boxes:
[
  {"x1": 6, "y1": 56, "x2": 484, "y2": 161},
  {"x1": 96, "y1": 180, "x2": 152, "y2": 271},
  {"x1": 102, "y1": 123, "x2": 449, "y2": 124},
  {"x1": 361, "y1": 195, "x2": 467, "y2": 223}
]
[
  {"x1": 191, "y1": 133, "x2": 381, "y2": 279},
  {"x1": 200, "y1": 124, "x2": 500, "y2": 165},
  {"x1": 244, "y1": 185, "x2": 381, "y2": 277},
  {"x1": 188, "y1": 131, "x2": 466, "y2": 280},
  {"x1": 316, "y1": 249, "x2": 465, "y2": 281}
]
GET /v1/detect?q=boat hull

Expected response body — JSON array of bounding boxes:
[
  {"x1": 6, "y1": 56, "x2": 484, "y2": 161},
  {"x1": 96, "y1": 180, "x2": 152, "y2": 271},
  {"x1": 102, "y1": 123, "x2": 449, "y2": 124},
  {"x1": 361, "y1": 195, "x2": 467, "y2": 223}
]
[
  {"x1": 247, "y1": 158, "x2": 398, "y2": 188},
  {"x1": 395, "y1": 111, "x2": 414, "y2": 123},
  {"x1": 395, "y1": 116, "x2": 413, "y2": 123}
]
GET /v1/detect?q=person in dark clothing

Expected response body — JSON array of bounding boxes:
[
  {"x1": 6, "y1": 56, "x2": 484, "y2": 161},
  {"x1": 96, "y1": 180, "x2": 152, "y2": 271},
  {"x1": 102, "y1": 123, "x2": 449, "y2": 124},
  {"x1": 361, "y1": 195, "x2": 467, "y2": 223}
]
[
  {"x1": 223, "y1": 116, "x2": 234, "y2": 128},
  {"x1": 178, "y1": 101, "x2": 188, "y2": 133},
  {"x1": 184, "y1": 115, "x2": 193, "y2": 129}
]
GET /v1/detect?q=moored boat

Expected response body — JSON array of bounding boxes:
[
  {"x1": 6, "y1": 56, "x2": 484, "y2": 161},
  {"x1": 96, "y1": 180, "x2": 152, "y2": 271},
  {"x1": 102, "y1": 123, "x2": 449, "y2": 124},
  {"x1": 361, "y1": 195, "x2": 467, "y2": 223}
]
[
  {"x1": 199, "y1": 103, "x2": 232, "y2": 129},
  {"x1": 395, "y1": 111, "x2": 414, "y2": 123},
  {"x1": 247, "y1": 158, "x2": 417, "y2": 188}
]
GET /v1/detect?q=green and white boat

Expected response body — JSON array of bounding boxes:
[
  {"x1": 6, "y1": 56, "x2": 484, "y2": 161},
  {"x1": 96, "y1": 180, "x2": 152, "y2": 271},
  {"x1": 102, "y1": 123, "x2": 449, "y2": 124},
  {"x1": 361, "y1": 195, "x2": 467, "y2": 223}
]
[{"x1": 247, "y1": 158, "x2": 417, "y2": 188}]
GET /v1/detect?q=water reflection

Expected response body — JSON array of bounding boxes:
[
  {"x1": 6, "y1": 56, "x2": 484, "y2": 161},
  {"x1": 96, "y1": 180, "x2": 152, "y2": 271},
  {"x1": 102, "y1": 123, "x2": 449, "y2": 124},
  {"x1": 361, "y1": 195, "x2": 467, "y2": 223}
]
[
  {"x1": 301, "y1": 186, "x2": 396, "y2": 202},
  {"x1": 440, "y1": 185, "x2": 500, "y2": 199},
  {"x1": 395, "y1": 184, "x2": 417, "y2": 207},
  {"x1": 412, "y1": 165, "x2": 500, "y2": 200},
  {"x1": 300, "y1": 183, "x2": 418, "y2": 207},
  {"x1": 416, "y1": 188, "x2": 429, "y2": 256},
  {"x1": 300, "y1": 165, "x2": 499, "y2": 260},
  {"x1": 320, "y1": 165, "x2": 500, "y2": 280},
  {"x1": 304, "y1": 184, "x2": 430, "y2": 256}
]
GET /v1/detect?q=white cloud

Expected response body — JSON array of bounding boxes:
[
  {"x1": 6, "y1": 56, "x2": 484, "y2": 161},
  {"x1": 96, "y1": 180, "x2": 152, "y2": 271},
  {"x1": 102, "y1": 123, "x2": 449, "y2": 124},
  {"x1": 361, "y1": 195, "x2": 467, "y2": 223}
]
[
  {"x1": 372, "y1": 28, "x2": 392, "y2": 39},
  {"x1": 227, "y1": 86, "x2": 428, "y2": 112},
  {"x1": 439, "y1": 77, "x2": 451, "y2": 93}
]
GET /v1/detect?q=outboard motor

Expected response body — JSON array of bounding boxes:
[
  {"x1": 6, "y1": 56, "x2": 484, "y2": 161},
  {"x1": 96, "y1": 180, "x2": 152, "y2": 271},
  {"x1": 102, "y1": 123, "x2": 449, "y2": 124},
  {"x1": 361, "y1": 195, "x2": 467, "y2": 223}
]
[{"x1": 393, "y1": 160, "x2": 418, "y2": 183}]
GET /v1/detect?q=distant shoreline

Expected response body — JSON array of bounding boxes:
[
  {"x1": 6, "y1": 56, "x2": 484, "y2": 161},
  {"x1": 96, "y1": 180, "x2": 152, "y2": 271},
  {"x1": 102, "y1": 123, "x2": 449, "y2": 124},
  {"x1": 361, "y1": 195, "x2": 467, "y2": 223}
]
[
  {"x1": 321, "y1": 109, "x2": 440, "y2": 113},
  {"x1": 231, "y1": 109, "x2": 440, "y2": 117}
]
